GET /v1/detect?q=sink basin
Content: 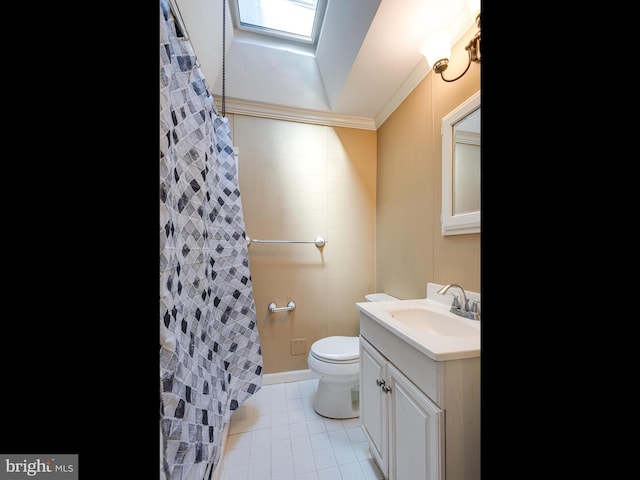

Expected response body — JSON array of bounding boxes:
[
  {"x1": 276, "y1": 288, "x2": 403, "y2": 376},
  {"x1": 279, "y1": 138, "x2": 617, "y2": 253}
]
[
  {"x1": 388, "y1": 307, "x2": 479, "y2": 337},
  {"x1": 356, "y1": 297, "x2": 480, "y2": 360}
]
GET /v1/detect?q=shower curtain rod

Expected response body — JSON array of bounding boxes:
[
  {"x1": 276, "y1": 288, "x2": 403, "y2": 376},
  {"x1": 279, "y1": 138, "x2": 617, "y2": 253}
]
[{"x1": 247, "y1": 236, "x2": 326, "y2": 248}]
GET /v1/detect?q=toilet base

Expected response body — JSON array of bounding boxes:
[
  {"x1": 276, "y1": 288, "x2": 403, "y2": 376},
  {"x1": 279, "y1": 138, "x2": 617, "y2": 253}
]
[{"x1": 313, "y1": 378, "x2": 360, "y2": 419}]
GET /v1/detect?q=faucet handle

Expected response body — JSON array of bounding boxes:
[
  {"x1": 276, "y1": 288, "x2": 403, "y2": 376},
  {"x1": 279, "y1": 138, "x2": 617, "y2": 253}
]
[
  {"x1": 470, "y1": 301, "x2": 480, "y2": 314},
  {"x1": 451, "y1": 294, "x2": 461, "y2": 309}
]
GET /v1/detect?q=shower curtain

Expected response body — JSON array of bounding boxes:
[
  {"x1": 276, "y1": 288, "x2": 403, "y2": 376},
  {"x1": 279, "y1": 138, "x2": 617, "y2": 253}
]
[{"x1": 159, "y1": 2, "x2": 262, "y2": 479}]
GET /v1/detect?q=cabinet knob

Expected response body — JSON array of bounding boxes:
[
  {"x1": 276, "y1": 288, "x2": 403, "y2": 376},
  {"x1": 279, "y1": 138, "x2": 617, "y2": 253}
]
[
  {"x1": 376, "y1": 379, "x2": 385, "y2": 387},
  {"x1": 382, "y1": 385, "x2": 392, "y2": 394}
]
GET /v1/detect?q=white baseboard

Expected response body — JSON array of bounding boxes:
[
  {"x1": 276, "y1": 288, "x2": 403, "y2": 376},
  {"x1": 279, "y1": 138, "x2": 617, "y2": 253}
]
[{"x1": 262, "y1": 369, "x2": 317, "y2": 385}]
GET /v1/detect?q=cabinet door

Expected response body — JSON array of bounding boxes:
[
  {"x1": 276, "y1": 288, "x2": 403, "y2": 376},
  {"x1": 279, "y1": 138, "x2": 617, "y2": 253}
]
[
  {"x1": 360, "y1": 336, "x2": 388, "y2": 477},
  {"x1": 387, "y1": 363, "x2": 444, "y2": 480}
]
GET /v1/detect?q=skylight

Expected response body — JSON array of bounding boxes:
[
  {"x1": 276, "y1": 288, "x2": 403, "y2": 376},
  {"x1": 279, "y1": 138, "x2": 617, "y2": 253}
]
[{"x1": 232, "y1": 0, "x2": 327, "y2": 45}]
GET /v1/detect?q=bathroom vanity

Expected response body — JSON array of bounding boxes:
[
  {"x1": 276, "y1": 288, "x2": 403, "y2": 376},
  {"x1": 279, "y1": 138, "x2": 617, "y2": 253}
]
[{"x1": 356, "y1": 286, "x2": 480, "y2": 480}]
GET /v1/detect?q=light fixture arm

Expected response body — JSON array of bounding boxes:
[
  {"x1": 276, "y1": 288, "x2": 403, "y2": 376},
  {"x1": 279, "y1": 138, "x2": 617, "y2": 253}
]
[{"x1": 439, "y1": 14, "x2": 481, "y2": 83}]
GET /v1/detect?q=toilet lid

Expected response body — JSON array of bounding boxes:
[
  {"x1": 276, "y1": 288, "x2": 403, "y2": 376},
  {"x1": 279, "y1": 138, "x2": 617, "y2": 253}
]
[{"x1": 310, "y1": 336, "x2": 359, "y2": 362}]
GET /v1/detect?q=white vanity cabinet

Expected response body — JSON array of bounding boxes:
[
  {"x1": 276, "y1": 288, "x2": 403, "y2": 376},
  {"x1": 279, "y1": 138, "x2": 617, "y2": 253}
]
[
  {"x1": 359, "y1": 311, "x2": 480, "y2": 480},
  {"x1": 360, "y1": 337, "x2": 388, "y2": 471},
  {"x1": 360, "y1": 336, "x2": 444, "y2": 480}
]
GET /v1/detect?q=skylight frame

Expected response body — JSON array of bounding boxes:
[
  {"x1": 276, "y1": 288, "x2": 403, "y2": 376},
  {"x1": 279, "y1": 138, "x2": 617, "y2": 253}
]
[{"x1": 230, "y1": 0, "x2": 327, "y2": 46}]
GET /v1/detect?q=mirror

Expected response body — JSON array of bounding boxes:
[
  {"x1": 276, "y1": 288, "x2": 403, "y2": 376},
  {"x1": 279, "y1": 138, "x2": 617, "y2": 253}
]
[{"x1": 441, "y1": 91, "x2": 480, "y2": 235}]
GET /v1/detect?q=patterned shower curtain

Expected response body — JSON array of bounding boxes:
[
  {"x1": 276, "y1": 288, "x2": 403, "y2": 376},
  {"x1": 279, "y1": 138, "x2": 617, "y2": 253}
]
[{"x1": 159, "y1": 2, "x2": 262, "y2": 479}]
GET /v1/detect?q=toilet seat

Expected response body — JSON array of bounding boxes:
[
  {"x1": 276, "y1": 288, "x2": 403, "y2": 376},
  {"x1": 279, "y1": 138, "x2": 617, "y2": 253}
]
[{"x1": 310, "y1": 336, "x2": 359, "y2": 364}]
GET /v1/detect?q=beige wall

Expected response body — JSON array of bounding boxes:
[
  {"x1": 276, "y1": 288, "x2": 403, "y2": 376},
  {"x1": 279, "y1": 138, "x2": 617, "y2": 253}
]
[
  {"x1": 230, "y1": 116, "x2": 377, "y2": 374},
  {"x1": 228, "y1": 24, "x2": 480, "y2": 373},
  {"x1": 376, "y1": 23, "x2": 481, "y2": 299}
]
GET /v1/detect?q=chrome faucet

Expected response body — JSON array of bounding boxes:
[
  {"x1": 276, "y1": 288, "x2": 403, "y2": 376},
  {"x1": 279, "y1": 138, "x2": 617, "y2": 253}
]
[{"x1": 436, "y1": 284, "x2": 480, "y2": 320}]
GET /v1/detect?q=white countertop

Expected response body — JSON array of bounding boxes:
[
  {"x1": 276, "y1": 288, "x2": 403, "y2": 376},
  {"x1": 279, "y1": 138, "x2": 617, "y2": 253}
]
[{"x1": 356, "y1": 285, "x2": 481, "y2": 361}]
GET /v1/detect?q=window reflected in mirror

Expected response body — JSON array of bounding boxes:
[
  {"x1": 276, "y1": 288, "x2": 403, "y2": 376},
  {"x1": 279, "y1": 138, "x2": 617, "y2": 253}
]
[
  {"x1": 452, "y1": 108, "x2": 480, "y2": 216},
  {"x1": 441, "y1": 91, "x2": 480, "y2": 236}
]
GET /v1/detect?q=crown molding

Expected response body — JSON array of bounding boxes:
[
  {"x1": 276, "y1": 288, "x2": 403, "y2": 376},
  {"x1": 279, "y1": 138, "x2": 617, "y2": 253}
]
[
  {"x1": 214, "y1": 96, "x2": 377, "y2": 131},
  {"x1": 374, "y1": 62, "x2": 430, "y2": 128}
]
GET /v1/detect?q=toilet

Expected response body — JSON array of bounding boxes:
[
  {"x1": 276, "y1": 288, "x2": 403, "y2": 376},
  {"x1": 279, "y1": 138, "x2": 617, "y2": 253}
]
[{"x1": 308, "y1": 292, "x2": 398, "y2": 419}]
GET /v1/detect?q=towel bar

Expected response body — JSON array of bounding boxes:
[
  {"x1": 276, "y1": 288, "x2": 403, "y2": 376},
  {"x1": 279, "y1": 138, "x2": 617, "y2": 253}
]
[{"x1": 247, "y1": 235, "x2": 326, "y2": 248}]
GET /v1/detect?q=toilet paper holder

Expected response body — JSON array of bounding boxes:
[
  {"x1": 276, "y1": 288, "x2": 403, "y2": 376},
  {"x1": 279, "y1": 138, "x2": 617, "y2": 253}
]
[{"x1": 268, "y1": 301, "x2": 296, "y2": 313}]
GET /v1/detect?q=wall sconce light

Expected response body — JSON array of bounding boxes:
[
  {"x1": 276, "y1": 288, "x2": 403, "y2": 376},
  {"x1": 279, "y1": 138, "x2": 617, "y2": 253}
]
[{"x1": 420, "y1": 0, "x2": 481, "y2": 82}]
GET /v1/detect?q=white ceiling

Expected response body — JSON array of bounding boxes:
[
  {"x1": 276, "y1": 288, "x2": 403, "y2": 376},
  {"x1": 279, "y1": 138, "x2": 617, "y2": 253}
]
[{"x1": 172, "y1": 0, "x2": 476, "y2": 129}]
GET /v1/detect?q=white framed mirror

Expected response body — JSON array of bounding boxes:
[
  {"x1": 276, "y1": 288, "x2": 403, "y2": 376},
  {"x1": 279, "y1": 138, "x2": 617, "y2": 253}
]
[{"x1": 441, "y1": 90, "x2": 480, "y2": 236}]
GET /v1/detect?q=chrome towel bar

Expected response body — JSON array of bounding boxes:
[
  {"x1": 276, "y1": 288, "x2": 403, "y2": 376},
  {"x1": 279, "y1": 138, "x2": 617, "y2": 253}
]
[
  {"x1": 247, "y1": 235, "x2": 326, "y2": 248},
  {"x1": 268, "y1": 301, "x2": 296, "y2": 313}
]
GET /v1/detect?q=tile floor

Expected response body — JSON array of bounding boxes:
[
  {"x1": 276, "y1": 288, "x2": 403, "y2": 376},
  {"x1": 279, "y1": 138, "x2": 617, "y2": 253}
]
[{"x1": 219, "y1": 378, "x2": 384, "y2": 480}]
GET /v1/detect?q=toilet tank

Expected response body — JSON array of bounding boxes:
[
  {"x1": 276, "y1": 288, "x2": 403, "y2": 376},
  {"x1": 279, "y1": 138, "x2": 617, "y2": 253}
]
[{"x1": 364, "y1": 293, "x2": 398, "y2": 302}]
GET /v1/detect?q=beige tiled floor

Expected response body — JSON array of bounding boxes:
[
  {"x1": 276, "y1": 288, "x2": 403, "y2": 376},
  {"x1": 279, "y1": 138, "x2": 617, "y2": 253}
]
[{"x1": 219, "y1": 378, "x2": 384, "y2": 480}]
